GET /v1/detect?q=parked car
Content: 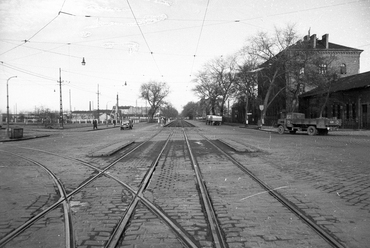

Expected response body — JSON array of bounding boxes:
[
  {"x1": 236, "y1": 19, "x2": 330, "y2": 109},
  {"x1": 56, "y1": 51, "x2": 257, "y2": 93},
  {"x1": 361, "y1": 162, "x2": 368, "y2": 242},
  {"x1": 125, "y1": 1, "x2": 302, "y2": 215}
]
[{"x1": 120, "y1": 118, "x2": 133, "y2": 130}]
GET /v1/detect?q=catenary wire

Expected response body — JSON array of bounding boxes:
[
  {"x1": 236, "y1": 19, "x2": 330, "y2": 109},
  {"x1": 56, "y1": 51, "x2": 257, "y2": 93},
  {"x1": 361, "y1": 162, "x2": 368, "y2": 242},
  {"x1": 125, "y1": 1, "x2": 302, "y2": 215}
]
[
  {"x1": 189, "y1": 0, "x2": 211, "y2": 77},
  {"x1": 126, "y1": 0, "x2": 163, "y2": 77}
]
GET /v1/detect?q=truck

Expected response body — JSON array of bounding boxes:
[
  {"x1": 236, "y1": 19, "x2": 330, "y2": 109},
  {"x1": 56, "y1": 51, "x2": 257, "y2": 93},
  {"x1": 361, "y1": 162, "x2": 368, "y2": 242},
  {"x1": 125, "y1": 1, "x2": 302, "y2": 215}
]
[
  {"x1": 276, "y1": 112, "x2": 341, "y2": 136},
  {"x1": 206, "y1": 115, "x2": 222, "y2": 125}
]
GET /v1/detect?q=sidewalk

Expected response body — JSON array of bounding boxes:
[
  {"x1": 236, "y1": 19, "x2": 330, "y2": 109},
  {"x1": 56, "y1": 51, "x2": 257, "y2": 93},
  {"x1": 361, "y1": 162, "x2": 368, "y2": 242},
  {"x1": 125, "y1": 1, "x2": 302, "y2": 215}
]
[
  {"x1": 258, "y1": 125, "x2": 370, "y2": 136},
  {"x1": 0, "y1": 124, "x2": 119, "y2": 142},
  {"x1": 225, "y1": 123, "x2": 370, "y2": 136}
]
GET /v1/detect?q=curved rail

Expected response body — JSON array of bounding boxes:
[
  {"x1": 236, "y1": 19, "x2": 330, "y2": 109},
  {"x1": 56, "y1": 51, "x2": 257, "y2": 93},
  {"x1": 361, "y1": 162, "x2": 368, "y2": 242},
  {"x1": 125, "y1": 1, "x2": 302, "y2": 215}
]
[
  {"x1": 0, "y1": 129, "x2": 162, "y2": 247},
  {"x1": 0, "y1": 151, "x2": 75, "y2": 248},
  {"x1": 106, "y1": 130, "x2": 197, "y2": 248},
  {"x1": 8, "y1": 128, "x2": 200, "y2": 248}
]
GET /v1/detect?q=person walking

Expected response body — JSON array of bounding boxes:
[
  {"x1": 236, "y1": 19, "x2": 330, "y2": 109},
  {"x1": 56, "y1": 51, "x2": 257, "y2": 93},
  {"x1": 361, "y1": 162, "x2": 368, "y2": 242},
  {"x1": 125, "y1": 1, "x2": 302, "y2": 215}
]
[{"x1": 93, "y1": 119, "x2": 98, "y2": 130}]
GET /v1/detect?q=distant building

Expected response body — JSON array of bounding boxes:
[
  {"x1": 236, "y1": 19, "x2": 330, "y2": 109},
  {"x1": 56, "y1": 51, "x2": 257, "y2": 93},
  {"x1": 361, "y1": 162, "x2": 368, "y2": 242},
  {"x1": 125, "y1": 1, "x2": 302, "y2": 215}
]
[
  {"x1": 111, "y1": 106, "x2": 150, "y2": 117},
  {"x1": 71, "y1": 110, "x2": 111, "y2": 123},
  {"x1": 71, "y1": 106, "x2": 151, "y2": 123}
]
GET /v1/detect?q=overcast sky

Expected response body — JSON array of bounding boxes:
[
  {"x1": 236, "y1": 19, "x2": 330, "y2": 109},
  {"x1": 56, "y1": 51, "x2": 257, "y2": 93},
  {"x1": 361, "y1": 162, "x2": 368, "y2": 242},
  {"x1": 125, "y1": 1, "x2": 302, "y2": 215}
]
[{"x1": 1, "y1": 0, "x2": 369, "y2": 114}]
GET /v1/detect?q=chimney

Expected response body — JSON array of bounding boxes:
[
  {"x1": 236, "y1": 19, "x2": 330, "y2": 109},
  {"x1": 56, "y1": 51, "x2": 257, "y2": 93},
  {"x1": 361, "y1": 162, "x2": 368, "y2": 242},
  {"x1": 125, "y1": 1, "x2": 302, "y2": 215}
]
[
  {"x1": 322, "y1": 34, "x2": 329, "y2": 49},
  {"x1": 89, "y1": 101, "x2": 91, "y2": 111},
  {"x1": 310, "y1": 34, "x2": 316, "y2": 48}
]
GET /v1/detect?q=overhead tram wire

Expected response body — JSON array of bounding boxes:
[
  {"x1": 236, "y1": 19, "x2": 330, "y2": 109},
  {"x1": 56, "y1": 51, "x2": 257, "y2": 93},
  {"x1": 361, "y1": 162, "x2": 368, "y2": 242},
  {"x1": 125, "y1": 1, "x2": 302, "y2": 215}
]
[
  {"x1": 0, "y1": 11, "x2": 76, "y2": 57},
  {"x1": 59, "y1": 0, "x2": 68, "y2": 11},
  {"x1": 0, "y1": 61, "x2": 56, "y2": 82},
  {"x1": 189, "y1": 0, "x2": 211, "y2": 78},
  {"x1": 126, "y1": 0, "x2": 163, "y2": 77}
]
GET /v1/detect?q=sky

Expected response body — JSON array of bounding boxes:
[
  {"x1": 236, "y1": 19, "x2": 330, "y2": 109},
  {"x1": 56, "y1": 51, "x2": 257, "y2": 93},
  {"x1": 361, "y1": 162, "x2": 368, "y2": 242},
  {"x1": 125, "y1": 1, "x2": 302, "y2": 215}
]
[{"x1": 1, "y1": 0, "x2": 370, "y2": 114}]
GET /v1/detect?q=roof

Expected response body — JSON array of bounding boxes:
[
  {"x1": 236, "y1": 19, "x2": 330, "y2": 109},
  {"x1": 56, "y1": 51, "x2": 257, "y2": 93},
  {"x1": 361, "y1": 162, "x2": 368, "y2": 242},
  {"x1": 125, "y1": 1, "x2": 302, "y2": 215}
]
[
  {"x1": 289, "y1": 40, "x2": 363, "y2": 52},
  {"x1": 301, "y1": 71, "x2": 370, "y2": 97},
  {"x1": 323, "y1": 42, "x2": 363, "y2": 52}
]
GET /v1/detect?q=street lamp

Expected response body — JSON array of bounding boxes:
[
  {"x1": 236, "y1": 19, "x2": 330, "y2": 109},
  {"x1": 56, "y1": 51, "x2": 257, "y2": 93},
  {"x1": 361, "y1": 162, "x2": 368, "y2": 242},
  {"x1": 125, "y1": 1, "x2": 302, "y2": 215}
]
[{"x1": 6, "y1": 76, "x2": 17, "y2": 138}]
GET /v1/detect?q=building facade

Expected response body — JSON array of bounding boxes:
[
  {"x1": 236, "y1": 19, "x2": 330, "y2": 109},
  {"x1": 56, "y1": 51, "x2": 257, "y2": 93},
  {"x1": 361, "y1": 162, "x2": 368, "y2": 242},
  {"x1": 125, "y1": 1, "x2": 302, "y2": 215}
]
[
  {"x1": 299, "y1": 71, "x2": 370, "y2": 129},
  {"x1": 261, "y1": 32, "x2": 363, "y2": 125}
]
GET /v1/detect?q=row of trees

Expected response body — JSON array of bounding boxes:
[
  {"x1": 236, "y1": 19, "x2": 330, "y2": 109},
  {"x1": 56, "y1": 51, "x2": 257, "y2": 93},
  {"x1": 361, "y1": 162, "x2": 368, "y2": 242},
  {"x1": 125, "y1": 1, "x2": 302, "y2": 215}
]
[{"x1": 189, "y1": 24, "x2": 340, "y2": 123}]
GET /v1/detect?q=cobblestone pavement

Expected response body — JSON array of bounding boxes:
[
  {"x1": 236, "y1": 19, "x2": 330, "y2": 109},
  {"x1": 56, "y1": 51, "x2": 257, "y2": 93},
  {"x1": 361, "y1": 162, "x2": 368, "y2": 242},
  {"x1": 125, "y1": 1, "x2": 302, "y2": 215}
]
[
  {"x1": 197, "y1": 121, "x2": 370, "y2": 248},
  {"x1": 0, "y1": 121, "x2": 369, "y2": 247}
]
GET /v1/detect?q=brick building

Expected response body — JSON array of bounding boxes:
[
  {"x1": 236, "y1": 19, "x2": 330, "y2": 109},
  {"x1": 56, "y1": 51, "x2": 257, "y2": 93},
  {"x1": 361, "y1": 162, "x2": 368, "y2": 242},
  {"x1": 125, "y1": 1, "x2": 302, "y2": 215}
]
[
  {"x1": 261, "y1": 32, "x2": 364, "y2": 125},
  {"x1": 300, "y1": 71, "x2": 370, "y2": 129}
]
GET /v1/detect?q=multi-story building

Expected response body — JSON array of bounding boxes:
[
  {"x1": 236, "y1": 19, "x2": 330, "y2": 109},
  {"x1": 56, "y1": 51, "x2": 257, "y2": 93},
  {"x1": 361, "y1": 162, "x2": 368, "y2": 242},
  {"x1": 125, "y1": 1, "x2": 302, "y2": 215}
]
[{"x1": 261, "y1": 32, "x2": 363, "y2": 125}]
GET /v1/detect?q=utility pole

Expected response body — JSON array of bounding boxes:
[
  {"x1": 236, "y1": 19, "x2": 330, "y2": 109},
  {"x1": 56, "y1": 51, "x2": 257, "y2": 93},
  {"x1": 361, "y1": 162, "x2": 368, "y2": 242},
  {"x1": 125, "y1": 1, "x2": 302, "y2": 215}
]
[
  {"x1": 59, "y1": 68, "x2": 64, "y2": 128},
  {"x1": 96, "y1": 84, "x2": 100, "y2": 122},
  {"x1": 116, "y1": 93, "x2": 119, "y2": 124},
  {"x1": 69, "y1": 89, "x2": 72, "y2": 114},
  {"x1": 6, "y1": 76, "x2": 17, "y2": 138}
]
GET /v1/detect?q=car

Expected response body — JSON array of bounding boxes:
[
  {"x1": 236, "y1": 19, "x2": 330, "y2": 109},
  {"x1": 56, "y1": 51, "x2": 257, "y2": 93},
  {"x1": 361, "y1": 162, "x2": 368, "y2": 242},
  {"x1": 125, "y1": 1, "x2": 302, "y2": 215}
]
[{"x1": 120, "y1": 119, "x2": 133, "y2": 130}]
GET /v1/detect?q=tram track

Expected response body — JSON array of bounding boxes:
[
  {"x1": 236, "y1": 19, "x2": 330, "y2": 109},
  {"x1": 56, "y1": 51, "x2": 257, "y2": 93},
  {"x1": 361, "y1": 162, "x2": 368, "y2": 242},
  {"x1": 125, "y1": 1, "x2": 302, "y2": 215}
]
[
  {"x1": 0, "y1": 151, "x2": 74, "y2": 248},
  {"x1": 0, "y1": 127, "x2": 203, "y2": 248},
  {"x1": 1, "y1": 128, "x2": 167, "y2": 247},
  {"x1": 193, "y1": 129, "x2": 346, "y2": 248},
  {"x1": 0, "y1": 119, "x2": 348, "y2": 247}
]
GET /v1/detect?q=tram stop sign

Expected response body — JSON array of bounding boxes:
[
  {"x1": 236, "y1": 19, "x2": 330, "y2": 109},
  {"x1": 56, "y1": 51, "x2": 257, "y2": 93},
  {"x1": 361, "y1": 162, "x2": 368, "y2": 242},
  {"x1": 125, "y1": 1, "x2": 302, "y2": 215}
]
[{"x1": 259, "y1": 105, "x2": 264, "y2": 111}]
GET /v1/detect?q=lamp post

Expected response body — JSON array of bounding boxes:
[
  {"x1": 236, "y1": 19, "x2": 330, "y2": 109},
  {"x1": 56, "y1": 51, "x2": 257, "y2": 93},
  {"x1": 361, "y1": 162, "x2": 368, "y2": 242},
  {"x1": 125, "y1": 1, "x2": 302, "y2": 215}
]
[
  {"x1": 115, "y1": 82, "x2": 127, "y2": 124},
  {"x1": 59, "y1": 68, "x2": 64, "y2": 129},
  {"x1": 7, "y1": 76, "x2": 17, "y2": 138}
]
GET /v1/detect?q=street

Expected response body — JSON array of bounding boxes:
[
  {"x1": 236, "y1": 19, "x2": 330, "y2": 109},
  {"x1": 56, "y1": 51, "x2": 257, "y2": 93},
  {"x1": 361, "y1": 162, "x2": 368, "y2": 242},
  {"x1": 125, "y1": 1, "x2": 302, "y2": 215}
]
[{"x1": 0, "y1": 121, "x2": 369, "y2": 248}]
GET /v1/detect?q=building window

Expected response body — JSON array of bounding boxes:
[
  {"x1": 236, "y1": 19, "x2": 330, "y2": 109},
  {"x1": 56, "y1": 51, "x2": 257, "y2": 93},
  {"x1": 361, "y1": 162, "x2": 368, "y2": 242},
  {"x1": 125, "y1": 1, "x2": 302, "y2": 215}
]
[
  {"x1": 319, "y1": 64, "x2": 327, "y2": 74},
  {"x1": 340, "y1": 63, "x2": 347, "y2": 74},
  {"x1": 346, "y1": 104, "x2": 350, "y2": 119},
  {"x1": 352, "y1": 103, "x2": 356, "y2": 119},
  {"x1": 337, "y1": 105, "x2": 341, "y2": 119},
  {"x1": 332, "y1": 105, "x2": 336, "y2": 118}
]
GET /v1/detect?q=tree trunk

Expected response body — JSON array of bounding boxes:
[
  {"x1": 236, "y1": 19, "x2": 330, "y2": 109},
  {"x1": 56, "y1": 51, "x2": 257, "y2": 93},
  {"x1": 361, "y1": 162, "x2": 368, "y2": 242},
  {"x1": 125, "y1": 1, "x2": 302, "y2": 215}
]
[{"x1": 319, "y1": 91, "x2": 330, "y2": 118}]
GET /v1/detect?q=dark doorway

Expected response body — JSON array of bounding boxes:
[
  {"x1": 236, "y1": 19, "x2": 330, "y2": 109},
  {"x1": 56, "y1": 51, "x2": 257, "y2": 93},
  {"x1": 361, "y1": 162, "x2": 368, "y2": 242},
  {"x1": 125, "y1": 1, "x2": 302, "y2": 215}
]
[{"x1": 362, "y1": 104, "x2": 368, "y2": 129}]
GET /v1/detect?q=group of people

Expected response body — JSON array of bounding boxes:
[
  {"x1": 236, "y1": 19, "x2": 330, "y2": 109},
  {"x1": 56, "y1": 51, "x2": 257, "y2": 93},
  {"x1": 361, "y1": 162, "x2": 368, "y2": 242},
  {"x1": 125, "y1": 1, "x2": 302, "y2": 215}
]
[
  {"x1": 158, "y1": 117, "x2": 168, "y2": 126},
  {"x1": 93, "y1": 119, "x2": 118, "y2": 129}
]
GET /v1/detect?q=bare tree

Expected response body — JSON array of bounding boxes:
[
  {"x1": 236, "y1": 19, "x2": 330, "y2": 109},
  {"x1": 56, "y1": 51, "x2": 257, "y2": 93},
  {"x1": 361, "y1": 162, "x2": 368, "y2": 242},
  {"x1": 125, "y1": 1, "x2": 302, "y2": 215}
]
[
  {"x1": 234, "y1": 57, "x2": 259, "y2": 126},
  {"x1": 140, "y1": 81, "x2": 170, "y2": 119},
  {"x1": 207, "y1": 55, "x2": 238, "y2": 115},
  {"x1": 245, "y1": 24, "x2": 300, "y2": 124},
  {"x1": 193, "y1": 55, "x2": 239, "y2": 116},
  {"x1": 181, "y1": 101, "x2": 200, "y2": 119},
  {"x1": 161, "y1": 102, "x2": 178, "y2": 119},
  {"x1": 306, "y1": 55, "x2": 339, "y2": 117},
  {"x1": 192, "y1": 70, "x2": 219, "y2": 115}
]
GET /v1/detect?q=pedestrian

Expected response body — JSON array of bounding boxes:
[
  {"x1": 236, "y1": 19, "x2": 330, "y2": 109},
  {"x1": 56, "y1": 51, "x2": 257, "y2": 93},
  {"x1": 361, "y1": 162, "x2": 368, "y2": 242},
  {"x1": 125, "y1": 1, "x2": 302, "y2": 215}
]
[{"x1": 93, "y1": 119, "x2": 98, "y2": 130}]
